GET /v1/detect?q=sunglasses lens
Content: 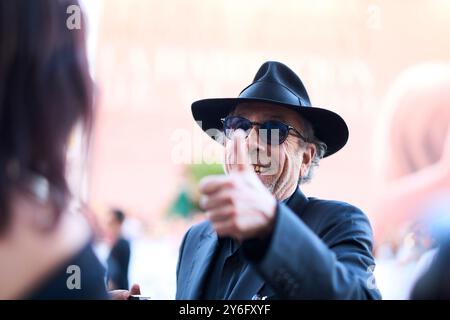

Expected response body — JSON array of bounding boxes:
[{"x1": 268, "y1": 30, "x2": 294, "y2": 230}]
[
  {"x1": 223, "y1": 117, "x2": 252, "y2": 138},
  {"x1": 260, "y1": 121, "x2": 289, "y2": 145}
]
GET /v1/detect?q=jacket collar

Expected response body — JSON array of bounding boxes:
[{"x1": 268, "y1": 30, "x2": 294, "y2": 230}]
[{"x1": 286, "y1": 186, "x2": 309, "y2": 218}]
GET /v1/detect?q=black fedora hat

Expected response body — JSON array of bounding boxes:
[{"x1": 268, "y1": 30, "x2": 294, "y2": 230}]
[{"x1": 191, "y1": 61, "x2": 349, "y2": 157}]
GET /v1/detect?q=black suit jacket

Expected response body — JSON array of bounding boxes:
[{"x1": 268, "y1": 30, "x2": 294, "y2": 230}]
[
  {"x1": 107, "y1": 237, "x2": 130, "y2": 290},
  {"x1": 176, "y1": 188, "x2": 381, "y2": 299}
]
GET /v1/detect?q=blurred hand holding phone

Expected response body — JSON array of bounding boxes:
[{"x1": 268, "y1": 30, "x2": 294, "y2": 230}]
[{"x1": 128, "y1": 295, "x2": 151, "y2": 300}]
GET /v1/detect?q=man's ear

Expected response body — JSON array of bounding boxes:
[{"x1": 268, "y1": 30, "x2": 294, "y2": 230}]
[{"x1": 300, "y1": 143, "x2": 316, "y2": 178}]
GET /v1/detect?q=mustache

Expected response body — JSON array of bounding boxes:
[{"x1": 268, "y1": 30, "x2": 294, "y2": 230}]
[
  {"x1": 224, "y1": 141, "x2": 282, "y2": 171},
  {"x1": 247, "y1": 145, "x2": 279, "y2": 166},
  {"x1": 248, "y1": 150, "x2": 271, "y2": 167}
]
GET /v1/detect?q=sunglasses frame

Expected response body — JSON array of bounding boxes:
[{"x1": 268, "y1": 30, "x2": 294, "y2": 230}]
[{"x1": 221, "y1": 116, "x2": 309, "y2": 145}]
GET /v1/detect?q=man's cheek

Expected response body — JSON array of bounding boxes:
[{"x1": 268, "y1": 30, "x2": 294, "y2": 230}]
[
  {"x1": 283, "y1": 142, "x2": 301, "y2": 178},
  {"x1": 266, "y1": 144, "x2": 283, "y2": 175}
]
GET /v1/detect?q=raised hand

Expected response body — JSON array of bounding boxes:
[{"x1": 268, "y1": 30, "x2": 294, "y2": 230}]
[{"x1": 199, "y1": 130, "x2": 277, "y2": 241}]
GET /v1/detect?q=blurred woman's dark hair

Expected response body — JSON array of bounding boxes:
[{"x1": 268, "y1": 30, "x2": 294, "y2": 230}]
[{"x1": 0, "y1": 0, "x2": 93, "y2": 235}]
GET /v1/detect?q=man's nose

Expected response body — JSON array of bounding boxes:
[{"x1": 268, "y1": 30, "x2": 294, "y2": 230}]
[{"x1": 247, "y1": 127, "x2": 267, "y2": 153}]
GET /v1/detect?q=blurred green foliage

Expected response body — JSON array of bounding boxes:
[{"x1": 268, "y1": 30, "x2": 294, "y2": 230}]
[
  {"x1": 188, "y1": 163, "x2": 225, "y2": 182},
  {"x1": 168, "y1": 163, "x2": 224, "y2": 218}
]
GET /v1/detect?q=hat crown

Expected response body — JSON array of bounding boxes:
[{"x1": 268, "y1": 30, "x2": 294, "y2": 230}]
[{"x1": 239, "y1": 61, "x2": 311, "y2": 107}]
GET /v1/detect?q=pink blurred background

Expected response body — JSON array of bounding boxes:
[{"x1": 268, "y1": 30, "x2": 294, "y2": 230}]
[{"x1": 74, "y1": 0, "x2": 450, "y2": 299}]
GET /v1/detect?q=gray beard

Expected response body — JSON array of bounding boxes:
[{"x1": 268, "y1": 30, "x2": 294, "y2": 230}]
[{"x1": 263, "y1": 175, "x2": 298, "y2": 202}]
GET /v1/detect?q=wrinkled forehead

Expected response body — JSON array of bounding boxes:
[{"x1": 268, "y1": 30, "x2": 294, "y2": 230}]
[{"x1": 233, "y1": 102, "x2": 304, "y2": 128}]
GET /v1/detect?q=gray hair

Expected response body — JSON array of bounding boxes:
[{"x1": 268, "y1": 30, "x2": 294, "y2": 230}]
[{"x1": 298, "y1": 117, "x2": 327, "y2": 184}]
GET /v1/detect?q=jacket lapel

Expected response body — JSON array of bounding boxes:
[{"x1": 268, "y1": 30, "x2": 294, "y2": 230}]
[
  {"x1": 185, "y1": 227, "x2": 219, "y2": 299},
  {"x1": 228, "y1": 187, "x2": 309, "y2": 300},
  {"x1": 287, "y1": 187, "x2": 309, "y2": 217}
]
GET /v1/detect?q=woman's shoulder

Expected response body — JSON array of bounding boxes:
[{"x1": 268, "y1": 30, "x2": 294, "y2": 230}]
[
  {"x1": 27, "y1": 242, "x2": 109, "y2": 300},
  {"x1": 0, "y1": 196, "x2": 109, "y2": 299}
]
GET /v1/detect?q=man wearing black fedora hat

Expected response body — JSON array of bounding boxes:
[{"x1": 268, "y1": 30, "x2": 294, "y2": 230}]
[{"x1": 175, "y1": 61, "x2": 381, "y2": 299}]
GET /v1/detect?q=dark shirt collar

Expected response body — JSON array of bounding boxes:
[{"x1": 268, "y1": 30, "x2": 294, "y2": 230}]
[{"x1": 217, "y1": 237, "x2": 240, "y2": 256}]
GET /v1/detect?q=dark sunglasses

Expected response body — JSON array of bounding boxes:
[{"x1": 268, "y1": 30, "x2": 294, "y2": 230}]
[{"x1": 221, "y1": 116, "x2": 308, "y2": 145}]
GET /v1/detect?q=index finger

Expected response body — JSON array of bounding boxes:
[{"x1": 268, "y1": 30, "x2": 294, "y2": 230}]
[
  {"x1": 199, "y1": 175, "x2": 234, "y2": 195},
  {"x1": 230, "y1": 129, "x2": 251, "y2": 172}
]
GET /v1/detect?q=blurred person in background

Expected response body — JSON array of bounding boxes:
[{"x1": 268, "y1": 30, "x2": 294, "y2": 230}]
[
  {"x1": 175, "y1": 61, "x2": 381, "y2": 299},
  {"x1": 374, "y1": 63, "x2": 450, "y2": 245},
  {"x1": 0, "y1": 0, "x2": 108, "y2": 299},
  {"x1": 411, "y1": 236, "x2": 450, "y2": 299},
  {"x1": 404, "y1": 132, "x2": 450, "y2": 299},
  {"x1": 373, "y1": 64, "x2": 450, "y2": 298},
  {"x1": 106, "y1": 209, "x2": 131, "y2": 290},
  {"x1": 410, "y1": 191, "x2": 450, "y2": 299}
]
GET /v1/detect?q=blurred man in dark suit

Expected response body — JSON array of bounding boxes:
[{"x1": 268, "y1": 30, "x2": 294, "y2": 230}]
[{"x1": 106, "y1": 209, "x2": 131, "y2": 290}]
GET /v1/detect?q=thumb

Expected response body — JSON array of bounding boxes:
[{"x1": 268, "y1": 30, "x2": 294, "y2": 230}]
[
  {"x1": 232, "y1": 129, "x2": 251, "y2": 172},
  {"x1": 130, "y1": 283, "x2": 141, "y2": 295}
]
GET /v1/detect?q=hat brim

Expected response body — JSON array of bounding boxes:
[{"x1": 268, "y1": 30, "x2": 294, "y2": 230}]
[{"x1": 191, "y1": 98, "x2": 349, "y2": 157}]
